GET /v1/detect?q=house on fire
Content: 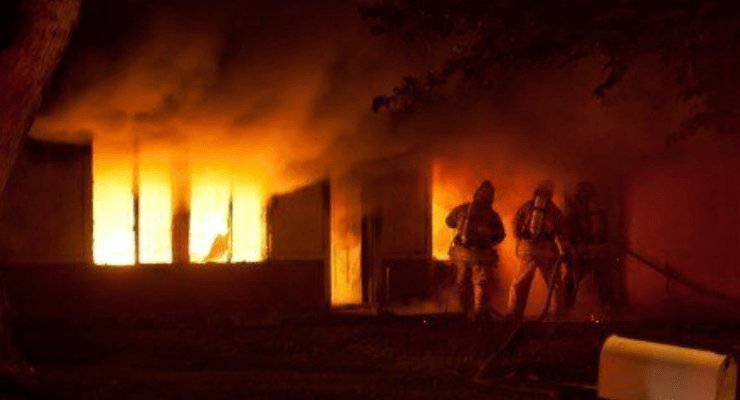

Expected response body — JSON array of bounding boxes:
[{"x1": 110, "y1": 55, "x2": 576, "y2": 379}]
[
  {"x1": 0, "y1": 138, "x2": 435, "y2": 320},
  {"x1": 2, "y1": 135, "x2": 740, "y2": 324}
]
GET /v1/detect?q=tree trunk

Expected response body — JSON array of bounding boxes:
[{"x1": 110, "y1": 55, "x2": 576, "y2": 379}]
[{"x1": 0, "y1": 0, "x2": 82, "y2": 367}]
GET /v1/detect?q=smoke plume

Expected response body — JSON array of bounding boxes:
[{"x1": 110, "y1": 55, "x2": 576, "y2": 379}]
[
  {"x1": 33, "y1": 0, "x2": 689, "y2": 196},
  {"x1": 32, "y1": 0, "x2": 430, "y2": 194}
]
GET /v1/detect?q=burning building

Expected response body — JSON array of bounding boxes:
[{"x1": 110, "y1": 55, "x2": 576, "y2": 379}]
[
  {"x1": 3, "y1": 83, "x2": 740, "y2": 324},
  {"x1": 0, "y1": 0, "x2": 449, "y2": 318},
  {"x1": 1, "y1": 0, "x2": 740, "y2": 329},
  {"x1": 0, "y1": 131, "x2": 440, "y2": 320}
]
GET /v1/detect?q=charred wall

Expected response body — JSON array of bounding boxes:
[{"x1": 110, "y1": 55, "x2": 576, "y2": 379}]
[
  {"x1": 0, "y1": 138, "x2": 92, "y2": 263},
  {"x1": 353, "y1": 153, "x2": 433, "y2": 305},
  {"x1": 266, "y1": 180, "x2": 330, "y2": 261},
  {"x1": 623, "y1": 137, "x2": 740, "y2": 322},
  {"x1": 266, "y1": 180, "x2": 331, "y2": 309},
  {"x1": 371, "y1": 164, "x2": 432, "y2": 303}
]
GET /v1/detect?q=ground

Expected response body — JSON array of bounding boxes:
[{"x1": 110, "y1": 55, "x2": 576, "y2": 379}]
[{"x1": 4, "y1": 314, "x2": 740, "y2": 400}]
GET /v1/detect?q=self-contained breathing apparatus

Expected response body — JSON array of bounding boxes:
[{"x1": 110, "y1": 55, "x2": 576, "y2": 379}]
[
  {"x1": 453, "y1": 200, "x2": 477, "y2": 248},
  {"x1": 516, "y1": 187, "x2": 571, "y2": 317},
  {"x1": 449, "y1": 181, "x2": 500, "y2": 263},
  {"x1": 449, "y1": 201, "x2": 491, "y2": 263},
  {"x1": 527, "y1": 194, "x2": 548, "y2": 240},
  {"x1": 518, "y1": 192, "x2": 556, "y2": 244}
]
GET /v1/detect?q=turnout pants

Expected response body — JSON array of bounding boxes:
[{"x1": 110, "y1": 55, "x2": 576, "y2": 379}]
[
  {"x1": 508, "y1": 240, "x2": 567, "y2": 320},
  {"x1": 450, "y1": 246, "x2": 498, "y2": 320}
]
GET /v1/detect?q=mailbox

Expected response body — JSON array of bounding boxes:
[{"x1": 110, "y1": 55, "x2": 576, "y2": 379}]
[{"x1": 598, "y1": 335, "x2": 736, "y2": 400}]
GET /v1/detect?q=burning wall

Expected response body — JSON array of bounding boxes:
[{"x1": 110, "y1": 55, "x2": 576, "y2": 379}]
[
  {"x1": 359, "y1": 156, "x2": 431, "y2": 303},
  {"x1": 329, "y1": 153, "x2": 431, "y2": 307},
  {"x1": 330, "y1": 175, "x2": 363, "y2": 305}
]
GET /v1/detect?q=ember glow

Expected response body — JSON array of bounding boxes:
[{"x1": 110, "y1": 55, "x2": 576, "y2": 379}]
[
  {"x1": 92, "y1": 142, "x2": 266, "y2": 266},
  {"x1": 431, "y1": 162, "x2": 465, "y2": 260},
  {"x1": 139, "y1": 149, "x2": 173, "y2": 264},
  {"x1": 329, "y1": 177, "x2": 363, "y2": 305},
  {"x1": 92, "y1": 141, "x2": 135, "y2": 266},
  {"x1": 232, "y1": 184, "x2": 266, "y2": 262},
  {"x1": 190, "y1": 167, "x2": 231, "y2": 263}
]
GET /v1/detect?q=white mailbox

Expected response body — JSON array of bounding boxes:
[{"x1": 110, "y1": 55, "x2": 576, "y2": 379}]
[{"x1": 598, "y1": 335, "x2": 737, "y2": 400}]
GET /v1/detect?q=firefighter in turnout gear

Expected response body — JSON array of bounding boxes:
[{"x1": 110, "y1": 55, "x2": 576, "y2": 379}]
[
  {"x1": 446, "y1": 180, "x2": 506, "y2": 322},
  {"x1": 507, "y1": 180, "x2": 569, "y2": 321},
  {"x1": 564, "y1": 181, "x2": 623, "y2": 310}
]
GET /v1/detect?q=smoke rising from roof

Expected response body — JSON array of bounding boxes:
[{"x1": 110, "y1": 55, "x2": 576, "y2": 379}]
[{"x1": 32, "y1": 0, "x2": 689, "y2": 195}]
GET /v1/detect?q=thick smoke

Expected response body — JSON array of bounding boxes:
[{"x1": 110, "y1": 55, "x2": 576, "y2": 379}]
[
  {"x1": 32, "y1": 0, "x2": 687, "y2": 196},
  {"x1": 32, "y1": 0, "x2": 429, "y2": 194}
]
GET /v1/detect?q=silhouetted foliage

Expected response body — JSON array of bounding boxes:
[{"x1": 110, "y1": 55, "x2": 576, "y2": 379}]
[
  {"x1": 360, "y1": 0, "x2": 740, "y2": 144},
  {"x1": 0, "y1": 0, "x2": 22, "y2": 50}
]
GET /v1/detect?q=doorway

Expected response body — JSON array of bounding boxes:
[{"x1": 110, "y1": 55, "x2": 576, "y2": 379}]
[{"x1": 361, "y1": 214, "x2": 385, "y2": 307}]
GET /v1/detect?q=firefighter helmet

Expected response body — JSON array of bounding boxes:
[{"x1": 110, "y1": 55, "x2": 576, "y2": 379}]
[
  {"x1": 473, "y1": 180, "x2": 495, "y2": 204},
  {"x1": 534, "y1": 179, "x2": 555, "y2": 198}
]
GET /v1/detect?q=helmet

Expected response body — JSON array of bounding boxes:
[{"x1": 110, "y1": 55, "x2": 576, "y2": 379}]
[
  {"x1": 473, "y1": 180, "x2": 495, "y2": 204},
  {"x1": 575, "y1": 181, "x2": 596, "y2": 202},
  {"x1": 534, "y1": 179, "x2": 555, "y2": 198}
]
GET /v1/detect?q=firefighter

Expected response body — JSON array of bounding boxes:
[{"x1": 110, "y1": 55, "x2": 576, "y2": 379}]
[
  {"x1": 446, "y1": 180, "x2": 506, "y2": 322},
  {"x1": 507, "y1": 180, "x2": 569, "y2": 321},
  {"x1": 564, "y1": 181, "x2": 623, "y2": 310}
]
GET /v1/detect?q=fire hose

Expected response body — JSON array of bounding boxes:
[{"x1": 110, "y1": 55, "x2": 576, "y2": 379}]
[
  {"x1": 610, "y1": 236, "x2": 740, "y2": 307},
  {"x1": 474, "y1": 231, "x2": 570, "y2": 382},
  {"x1": 474, "y1": 238, "x2": 740, "y2": 385},
  {"x1": 536, "y1": 254, "x2": 567, "y2": 322},
  {"x1": 473, "y1": 254, "x2": 565, "y2": 383}
]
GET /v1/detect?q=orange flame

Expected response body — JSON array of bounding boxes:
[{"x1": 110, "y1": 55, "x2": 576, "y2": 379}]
[
  {"x1": 139, "y1": 149, "x2": 173, "y2": 263},
  {"x1": 92, "y1": 141, "x2": 135, "y2": 266},
  {"x1": 92, "y1": 140, "x2": 266, "y2": 266},
  {"x1": 329, "y1": 177, "x2": 363, "y2": 305},
  {"x1": 189, "y1": 166, "x2": 231, "y2": 263},
  {"x1": 431, "y1": 162, "x2": 465, "y2": 260},
  {"x1": 430, "y1": 159, "x2": 571, "y2": 315}
]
